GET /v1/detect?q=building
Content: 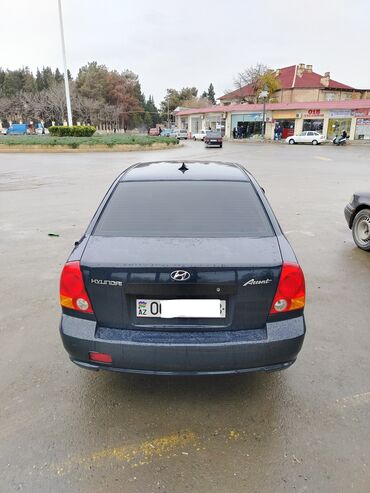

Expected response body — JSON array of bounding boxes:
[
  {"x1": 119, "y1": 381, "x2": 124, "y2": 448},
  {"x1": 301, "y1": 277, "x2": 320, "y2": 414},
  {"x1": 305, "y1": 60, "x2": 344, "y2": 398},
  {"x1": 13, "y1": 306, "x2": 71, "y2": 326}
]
[
  {"x1": 219, "y1": 64, "x2": 370, "y2": 105},
  {"x1": 175, "y1": 99, "x2": 370, "y2": 141}
]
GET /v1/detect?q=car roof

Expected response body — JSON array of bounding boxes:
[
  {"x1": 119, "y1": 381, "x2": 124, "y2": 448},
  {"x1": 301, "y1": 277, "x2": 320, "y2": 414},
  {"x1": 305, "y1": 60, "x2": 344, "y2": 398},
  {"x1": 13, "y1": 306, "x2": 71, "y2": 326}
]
[{"x1": 120, "y1": 161, "x2": 250, "y2": 182}]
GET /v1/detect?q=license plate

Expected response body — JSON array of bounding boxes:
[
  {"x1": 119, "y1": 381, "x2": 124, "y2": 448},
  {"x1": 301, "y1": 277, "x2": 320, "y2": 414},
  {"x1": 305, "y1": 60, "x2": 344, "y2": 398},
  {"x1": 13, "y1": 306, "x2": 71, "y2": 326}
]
[
  {"x1": 136, "y1": 299, "x2": 226, "y2": 318},
  {"x1": 210, "y1": 140, "x2": 218, "y2": 143}
]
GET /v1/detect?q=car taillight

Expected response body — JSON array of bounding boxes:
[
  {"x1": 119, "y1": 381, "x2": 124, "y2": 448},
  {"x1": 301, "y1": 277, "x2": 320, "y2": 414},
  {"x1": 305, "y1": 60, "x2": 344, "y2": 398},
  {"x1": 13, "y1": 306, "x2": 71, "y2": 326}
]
[
  {"x1": 269, "y1": 263, "x2": 305, "y2": 314},
  {"x1": 60, "y1": 261, "x2": 93, "y2": 313}
]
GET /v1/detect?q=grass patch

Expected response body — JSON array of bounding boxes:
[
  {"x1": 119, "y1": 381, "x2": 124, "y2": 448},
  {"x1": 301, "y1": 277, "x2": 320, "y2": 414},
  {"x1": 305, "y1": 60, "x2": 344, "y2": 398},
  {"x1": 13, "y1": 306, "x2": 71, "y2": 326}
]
[{"x1": 0, "y1": 134, "x2": 179, "y2": 147}]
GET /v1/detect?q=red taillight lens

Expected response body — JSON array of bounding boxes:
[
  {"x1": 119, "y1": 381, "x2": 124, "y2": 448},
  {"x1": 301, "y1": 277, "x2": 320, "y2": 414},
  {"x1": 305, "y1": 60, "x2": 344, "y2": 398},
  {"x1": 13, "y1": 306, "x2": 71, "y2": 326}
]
[
  {"x1": 269, "y1": 263, "x2": 305, "y2": 314},
  {"x1": 60, "y1": 261, "x2": 93, "y2": 313},
  {"x1": 89, "y1": 352, "x2": 112, "y2": 363}
]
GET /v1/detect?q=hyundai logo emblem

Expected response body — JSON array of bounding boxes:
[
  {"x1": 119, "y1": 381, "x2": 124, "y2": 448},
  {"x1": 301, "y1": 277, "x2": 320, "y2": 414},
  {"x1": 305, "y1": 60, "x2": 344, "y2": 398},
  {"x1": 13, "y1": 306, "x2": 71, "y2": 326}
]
[{"x1": 170, "y1": 270, "x2": 191, "y2": 281}]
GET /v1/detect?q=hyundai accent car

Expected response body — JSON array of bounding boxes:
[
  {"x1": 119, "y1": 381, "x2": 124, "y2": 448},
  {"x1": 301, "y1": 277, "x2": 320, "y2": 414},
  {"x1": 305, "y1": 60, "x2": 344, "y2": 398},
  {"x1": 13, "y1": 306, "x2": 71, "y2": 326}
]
[
  {"x1": 344, "y1": 192, "x2": 370, "y2": 251},
  {"x1": 59, "y1": 160, "x2": 306, "y2": 375},
  {"x1": 286, "y1": 131, "x2": 325, "y2": 145}
]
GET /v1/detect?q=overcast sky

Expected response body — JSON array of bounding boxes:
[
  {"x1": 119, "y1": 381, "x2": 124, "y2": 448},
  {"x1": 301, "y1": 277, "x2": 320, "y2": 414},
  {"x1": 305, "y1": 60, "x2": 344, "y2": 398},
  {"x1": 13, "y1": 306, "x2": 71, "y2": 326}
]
[{"x1": 1, "y1": 0, "x2": 370, "y2": 104}]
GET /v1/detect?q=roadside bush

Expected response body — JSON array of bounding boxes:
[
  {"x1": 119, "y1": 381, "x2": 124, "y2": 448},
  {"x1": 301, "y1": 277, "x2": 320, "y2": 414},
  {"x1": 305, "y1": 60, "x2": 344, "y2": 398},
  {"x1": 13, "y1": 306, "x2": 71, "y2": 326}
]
[{"x1": 48, "y1": 125, "x2": 96, "y2": 137}]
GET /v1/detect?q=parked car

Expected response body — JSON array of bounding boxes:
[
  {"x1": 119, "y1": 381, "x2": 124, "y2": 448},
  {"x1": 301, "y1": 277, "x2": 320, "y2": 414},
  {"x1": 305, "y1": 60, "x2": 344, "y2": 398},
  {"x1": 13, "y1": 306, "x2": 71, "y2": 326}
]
[
  {"x1": 204, "y1": 131, "x2": 223, "y2": 148},
  {"x1": 0, "y1": 128, "x2": 7, "y2": 135},
  {"x1": 161, "y1": 128, "x2": 172, "y2": 137},
  {"x1": 193, "y1": 130, "x2": 209, "y2": 141},
  {"x1": 35, "y1": 127, "x2": 49, "y2": 135},
  {"x1": 59, "y1": 160, "x2": 306, "y2": 375},
  {"x1": 344, "y1": 193, "x2": 370, "y2": 251},
  {"x1": 149, "y1": 128, "x2": 160, "y2": 136},
  {"x1": 5, "y1": 123, "x2": 29, "y2": 135},
  {"x1": 286, "y1": 131, "x2": 325, "y2": 145},
  {"x1": 170, "y1": 129, "x2": 188, "y2": 140}
]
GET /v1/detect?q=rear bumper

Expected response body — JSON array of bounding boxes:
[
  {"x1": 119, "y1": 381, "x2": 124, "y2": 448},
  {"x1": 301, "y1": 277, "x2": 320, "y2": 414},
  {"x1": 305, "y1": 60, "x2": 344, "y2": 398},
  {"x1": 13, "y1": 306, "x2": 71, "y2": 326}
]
[
  {"x1": 60, "y1": 314, "x2": 305, "y2": 375},
  {"x1": 344, "y1": 203, "x2": 355, "y2": 228},
  {"x1": 205, "y1": 142, "x2": 222, "y2": 147}
]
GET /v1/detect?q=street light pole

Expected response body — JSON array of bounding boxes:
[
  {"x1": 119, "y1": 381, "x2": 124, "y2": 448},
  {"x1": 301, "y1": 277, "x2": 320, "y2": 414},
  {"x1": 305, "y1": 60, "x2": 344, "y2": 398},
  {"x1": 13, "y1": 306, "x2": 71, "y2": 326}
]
[
  {"x1": 259, "y1": 86, "x2": 269, "y2": 139},
  {"x1": 58, "y1": 0, "x2": 72, "y2": 126}
]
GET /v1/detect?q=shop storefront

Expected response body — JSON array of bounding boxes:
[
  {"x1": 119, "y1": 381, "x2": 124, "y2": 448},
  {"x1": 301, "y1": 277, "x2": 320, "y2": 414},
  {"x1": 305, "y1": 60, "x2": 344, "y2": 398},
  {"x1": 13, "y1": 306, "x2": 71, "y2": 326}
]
[
  {"x1": 327, "y1": 110, "x2": 352, "y2": 139},
  {"x1": 355, "y1": 118, "x2": 370, "y2": 140},
  {"x1": 231, "y1": 113, "x2": 263, "y2": 138},
  {"x1": 204, "y1": 113, "x2": 225, "y2": 136},
  {"x1": 353, "y1": 109, "x2": 370, "y2": 140},
  {"x1": 190, "y1": 117, "x2": 202, "y2": 134},
  {"x1": 302, "y1": 109, "x2": 324, "y2": 133},
  {"x1": 273, "y1": 111, "x2": 297, "y2": 139}
]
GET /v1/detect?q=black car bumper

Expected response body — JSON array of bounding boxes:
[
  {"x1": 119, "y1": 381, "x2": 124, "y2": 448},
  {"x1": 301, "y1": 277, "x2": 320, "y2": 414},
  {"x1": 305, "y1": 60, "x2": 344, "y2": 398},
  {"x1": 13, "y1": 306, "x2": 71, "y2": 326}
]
[
  {"x1": 344, "y1": 203, "x2": 355, "y2": 228},
  {"x1": 60, "y1": 314, "x2": 305, "y2": 375}
]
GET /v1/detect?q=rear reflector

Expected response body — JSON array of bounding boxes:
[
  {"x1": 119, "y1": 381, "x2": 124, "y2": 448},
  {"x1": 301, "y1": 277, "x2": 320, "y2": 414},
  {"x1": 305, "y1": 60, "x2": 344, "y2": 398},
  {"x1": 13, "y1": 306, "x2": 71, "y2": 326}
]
[
  {"x1": 60, "y1": 261, "x2": 93, "y2": 314},
  {"x1": 269, "y1": 263, "x2": 305, "y2": 315},
  {"x1": 89, "y1": 352, "x2": 112, "y2": 363}
]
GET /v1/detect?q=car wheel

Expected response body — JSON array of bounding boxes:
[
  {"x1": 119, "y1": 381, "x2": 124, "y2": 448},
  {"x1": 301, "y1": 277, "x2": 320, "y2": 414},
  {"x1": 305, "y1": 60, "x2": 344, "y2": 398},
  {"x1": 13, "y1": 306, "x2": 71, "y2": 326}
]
[
  {"x1": 352, "y1": 208, "x2": 370, "y2": 251},
  {"x1": 289, "y1": 139, "x2": 295, "y2": 145},
  {"x1": 312, "y1": 140, "x2": 318, "y2": 145},
  {"x1": 193, "y1": 136, "x2": 196, "y2": 141},
  {"x1": 219, "y1": 144, "x2": 223, "y2": 148}
]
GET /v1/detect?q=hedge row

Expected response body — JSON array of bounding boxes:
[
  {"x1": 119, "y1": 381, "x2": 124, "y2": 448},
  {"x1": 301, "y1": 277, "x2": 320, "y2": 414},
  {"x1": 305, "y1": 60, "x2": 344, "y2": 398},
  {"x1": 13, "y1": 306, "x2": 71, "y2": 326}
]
[{"x1": 48, "y1": 125, "x2": 96, "y2": 137}]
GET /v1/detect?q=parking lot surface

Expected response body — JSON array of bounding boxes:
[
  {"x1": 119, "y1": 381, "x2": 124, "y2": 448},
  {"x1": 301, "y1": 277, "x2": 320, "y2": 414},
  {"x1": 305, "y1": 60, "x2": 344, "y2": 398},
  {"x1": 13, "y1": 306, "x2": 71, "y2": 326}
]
[{"x1": 1, "y1": 141, "x2": 369, "y2": 492}]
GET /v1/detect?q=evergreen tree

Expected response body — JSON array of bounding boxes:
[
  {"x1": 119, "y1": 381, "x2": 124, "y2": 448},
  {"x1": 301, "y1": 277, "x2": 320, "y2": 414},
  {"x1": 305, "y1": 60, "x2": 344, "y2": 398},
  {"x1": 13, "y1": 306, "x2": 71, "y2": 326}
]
[
  {"x1": 145, "y1": 95, "x2": 160, "y2": 126},
  {"x1": 42, "y1": 67, "x2": 54, "y2": 90},
  {"x1": 207, "y1": 83, "x2": 216, "y2": 104},
  {"x1": 36, "y1": 69, "x2": 44, "y2": 91},
  {"x1": 55, "y1": 68, "x2": 63, "y2": 83}
]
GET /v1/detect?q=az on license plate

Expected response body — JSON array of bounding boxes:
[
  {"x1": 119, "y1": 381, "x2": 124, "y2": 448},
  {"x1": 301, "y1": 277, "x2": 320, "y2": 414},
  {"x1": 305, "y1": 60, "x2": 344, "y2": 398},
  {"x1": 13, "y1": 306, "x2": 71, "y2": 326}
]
[{"x1": 136, "y1": 299, "x2": 226, "y2": 318}]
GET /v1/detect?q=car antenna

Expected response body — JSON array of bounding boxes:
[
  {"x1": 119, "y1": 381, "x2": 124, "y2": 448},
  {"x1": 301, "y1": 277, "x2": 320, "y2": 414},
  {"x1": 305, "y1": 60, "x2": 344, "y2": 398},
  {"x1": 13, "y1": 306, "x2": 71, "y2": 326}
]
[{"x1": 178, "y1": 163, "x2": 188, "y2": 174}]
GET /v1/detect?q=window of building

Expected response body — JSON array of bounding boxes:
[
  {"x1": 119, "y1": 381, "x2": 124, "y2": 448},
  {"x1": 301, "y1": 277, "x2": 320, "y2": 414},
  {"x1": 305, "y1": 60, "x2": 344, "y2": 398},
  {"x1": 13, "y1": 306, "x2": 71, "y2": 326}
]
[{"x1": 303, "y1": 119, "x2": 324, "y2": 132}]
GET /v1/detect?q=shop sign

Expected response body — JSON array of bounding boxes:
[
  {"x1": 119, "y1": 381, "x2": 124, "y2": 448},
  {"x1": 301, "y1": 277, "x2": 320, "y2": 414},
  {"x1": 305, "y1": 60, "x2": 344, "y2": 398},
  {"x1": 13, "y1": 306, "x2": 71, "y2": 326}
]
[
  {"x1": 303, "y1": 109, "x2": 324, "y2": 118},
  {"x1": 329, "y1": 110, "x2": 352, "y2": 118},
  {"x1": 232, "y1": 112, "x2": 263, "y2": 122},
  {"x1": 356, "y1": 118, "x2": 370, "y2": 125},
  {"x1": 273, "y1": 111, "x2": 297, "y2": 119},
  {"x1": 352, "y1": 109, "x2": 370, "y2": 117}
]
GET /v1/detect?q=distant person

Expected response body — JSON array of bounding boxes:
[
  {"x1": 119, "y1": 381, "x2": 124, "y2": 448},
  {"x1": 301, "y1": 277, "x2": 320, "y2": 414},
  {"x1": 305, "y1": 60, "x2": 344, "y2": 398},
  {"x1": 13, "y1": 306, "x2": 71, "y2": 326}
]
[
  {"x1": 278, "y1": 126, "x2": 283, "y2": 140},
  {"x1": 158, "y1": 127, "x2": 162, "y2": 135},
  {"x1": 237, "y1": 126, "x2": 242, "y2": 139},
  {"x1": 342, "y1": 129, "x2": 347, "y2": 139},
  {"x1": 113, "y1": 126, "x2": 117, "y2": 134},
  {"x1": 233, "y1": 127, "x2": 237, "y2": 139}
]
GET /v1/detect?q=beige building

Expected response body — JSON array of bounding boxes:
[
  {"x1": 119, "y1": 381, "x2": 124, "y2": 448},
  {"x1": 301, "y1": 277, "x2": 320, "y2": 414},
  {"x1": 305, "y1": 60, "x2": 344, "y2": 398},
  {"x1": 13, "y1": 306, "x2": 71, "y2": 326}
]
[
  {"x1": 175, "y1": 100, "x2": 370, "y2": 141},
  {"x1": 219, "y1": 64, "x2": 370, "y2": 105}
]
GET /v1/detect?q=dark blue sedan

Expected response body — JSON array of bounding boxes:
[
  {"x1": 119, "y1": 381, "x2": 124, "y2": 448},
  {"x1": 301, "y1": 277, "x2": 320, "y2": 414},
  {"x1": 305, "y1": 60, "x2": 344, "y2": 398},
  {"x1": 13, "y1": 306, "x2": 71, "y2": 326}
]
[{"x1": 59, "y1": 161, "x2": 306, "y2": 375}]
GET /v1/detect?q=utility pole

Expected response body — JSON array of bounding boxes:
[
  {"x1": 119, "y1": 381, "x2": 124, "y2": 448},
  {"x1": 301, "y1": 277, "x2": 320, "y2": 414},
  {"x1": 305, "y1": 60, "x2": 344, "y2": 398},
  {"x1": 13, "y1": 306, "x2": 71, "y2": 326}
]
[
  {"x1": 58, "y1": 0, "x2": 73, "y2": 125},
  {"x1": 167, "y1": 97, "x2": 170, "y2": 129}
]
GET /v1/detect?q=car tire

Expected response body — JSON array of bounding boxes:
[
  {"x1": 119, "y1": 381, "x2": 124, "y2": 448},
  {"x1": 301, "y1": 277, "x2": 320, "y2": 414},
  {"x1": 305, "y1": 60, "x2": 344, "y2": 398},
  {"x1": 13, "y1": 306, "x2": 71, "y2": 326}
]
[
  {"x1": 289, "y1": 139, "x2": 295, "y2": 145},
  {"x1": 220, "y1": 144, "x2": 223, "y2": 148},
  {"x1": 193, "y1": 136, "x2": 196, "y2": 141},
  {"x1": 352, "y1": 208, "x2": 370, "y2": 251},
  {"x1": 312, "y1": 140, "x2": 318, "y2": 145}
]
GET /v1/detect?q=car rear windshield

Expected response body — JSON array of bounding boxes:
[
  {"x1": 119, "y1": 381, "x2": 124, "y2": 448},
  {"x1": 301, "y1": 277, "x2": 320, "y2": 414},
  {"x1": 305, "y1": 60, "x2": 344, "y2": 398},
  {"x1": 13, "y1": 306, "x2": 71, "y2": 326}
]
[
  {"x1": 207, "y1": 132, "x2": 221, "y2": 138},
  {"x1": 93, "y1": 181, "x2": 274, "y2": 238}
]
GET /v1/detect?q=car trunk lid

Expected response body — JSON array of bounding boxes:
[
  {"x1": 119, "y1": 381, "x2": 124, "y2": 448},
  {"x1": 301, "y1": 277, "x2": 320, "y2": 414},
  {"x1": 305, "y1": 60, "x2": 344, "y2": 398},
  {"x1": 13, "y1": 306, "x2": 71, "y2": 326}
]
[{"x1": 81, "y1": 236, "x2": 282, "y2": 330}]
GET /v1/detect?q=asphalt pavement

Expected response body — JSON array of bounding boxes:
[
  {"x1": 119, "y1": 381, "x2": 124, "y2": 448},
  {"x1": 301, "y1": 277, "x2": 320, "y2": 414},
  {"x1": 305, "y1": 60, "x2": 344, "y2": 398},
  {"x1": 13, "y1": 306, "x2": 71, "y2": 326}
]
[{"x1": 0, "y1": 141, "x2": 369, "y2": 492}]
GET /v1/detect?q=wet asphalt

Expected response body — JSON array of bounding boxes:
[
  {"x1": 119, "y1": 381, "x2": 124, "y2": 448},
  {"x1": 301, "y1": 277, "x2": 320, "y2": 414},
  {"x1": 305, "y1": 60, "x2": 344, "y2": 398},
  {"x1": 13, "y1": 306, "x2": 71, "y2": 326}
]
[{"x1": 0, "y1": 141, "x2": 369, "y2": 492}]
